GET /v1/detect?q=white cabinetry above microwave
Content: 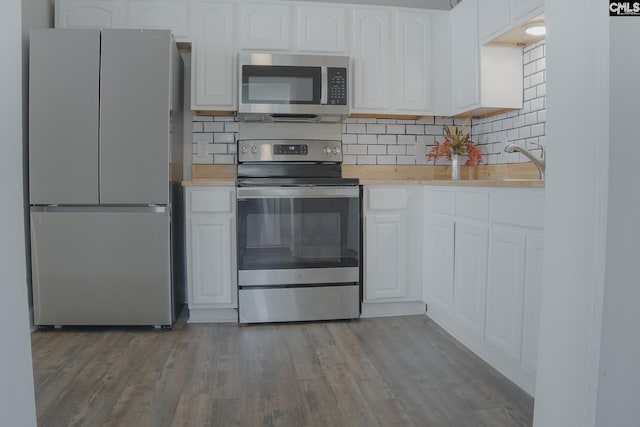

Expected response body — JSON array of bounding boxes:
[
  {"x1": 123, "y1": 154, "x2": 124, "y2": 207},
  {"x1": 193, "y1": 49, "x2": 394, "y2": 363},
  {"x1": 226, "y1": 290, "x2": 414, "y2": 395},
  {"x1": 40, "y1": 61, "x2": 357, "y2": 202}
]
[
  {"x1": 55, "y1": 0, "x2": 534, "y2": 117},
  {"x1": 350, "y1": 7, "x2": 451, "y2": 116}
]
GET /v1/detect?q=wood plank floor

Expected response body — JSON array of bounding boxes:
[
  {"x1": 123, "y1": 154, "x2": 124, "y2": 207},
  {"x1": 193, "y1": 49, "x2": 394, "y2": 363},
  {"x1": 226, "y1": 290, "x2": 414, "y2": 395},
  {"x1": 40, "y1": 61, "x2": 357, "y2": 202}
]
[{"x1": 31, "y1": 314, "x2": 534, "y2": 427}]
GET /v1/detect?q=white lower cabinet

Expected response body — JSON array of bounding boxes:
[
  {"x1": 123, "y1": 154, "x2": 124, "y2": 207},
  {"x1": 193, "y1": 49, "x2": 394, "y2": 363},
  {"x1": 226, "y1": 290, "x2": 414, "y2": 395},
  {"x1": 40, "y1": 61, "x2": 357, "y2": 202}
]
[
  {"x1": 362, "y1": 185, "x2": 424, "y2": 317},
  {"x1": 185, "y1": 186, "x2": 237, "y2": 323},
  {"x1": 424, "y1": 186, "x2": 544, "y2": 396},
  {"x1": 486, "y1": 227, "x2": 526, "y2": 361},
  {"x1": 452, "y1": 220, "x2": 489, "y2": 346}
]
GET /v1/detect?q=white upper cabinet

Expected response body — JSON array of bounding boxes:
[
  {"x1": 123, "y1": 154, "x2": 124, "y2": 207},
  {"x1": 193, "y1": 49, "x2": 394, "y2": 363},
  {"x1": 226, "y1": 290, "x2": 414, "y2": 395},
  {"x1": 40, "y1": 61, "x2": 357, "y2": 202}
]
[
  {"x1": 479, "y1": 0, "x2": 544, "y2": 43},
  {"x1": 126, "y1": 0, "x2": 192, "y2": 42},
  {"x1": 394, "y1": 11, "x2": 432, "y2": 113},
  {"x1": 191, "y1": 1, "x2": 236, "y2": 111},
  {"x1": 56, "y1": 0, "x2": 122, "y2": 29},
  {"x1": 351, "y1": 7, "x2": 450, "y2": 116},
  {"x1": 451, "y1": 0, "x2": 523, "y2": 116},
  {"x1": 350, "y1": 7, "x2": 392, "y2": 113},
  {"x1": 478, "y1": 0, "x2": 510, "y2": 42},
  {"x1": 297, "y1": 4, "x2": 348, "y2": 54},
  {"x1": 451, "y1": 0, "x2": 480, "y2": 113},
  {"x1": 238, "y1": 2, "x2": 292, "y2": 51}
]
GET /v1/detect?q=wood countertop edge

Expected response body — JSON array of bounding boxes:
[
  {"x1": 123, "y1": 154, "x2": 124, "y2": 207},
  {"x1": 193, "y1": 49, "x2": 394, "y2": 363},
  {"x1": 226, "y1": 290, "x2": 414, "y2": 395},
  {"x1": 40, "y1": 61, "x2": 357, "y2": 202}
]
[{"x1": 185, "y1": 164, "x2": 545, "y2": 188}]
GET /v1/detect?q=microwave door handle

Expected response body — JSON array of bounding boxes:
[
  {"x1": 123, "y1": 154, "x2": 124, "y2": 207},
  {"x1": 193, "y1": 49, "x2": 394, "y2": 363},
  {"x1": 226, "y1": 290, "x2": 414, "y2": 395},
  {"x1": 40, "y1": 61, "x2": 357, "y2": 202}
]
[{"x1": 320, "y1": 66, "x2": 328, "y2": 105}]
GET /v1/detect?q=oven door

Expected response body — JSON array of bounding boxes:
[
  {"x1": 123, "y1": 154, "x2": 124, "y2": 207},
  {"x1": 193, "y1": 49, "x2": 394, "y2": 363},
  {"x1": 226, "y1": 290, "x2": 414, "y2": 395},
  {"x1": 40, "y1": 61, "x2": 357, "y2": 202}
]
[{"x1": 236, "y1": 186, "x2": 360, "y2": 287}]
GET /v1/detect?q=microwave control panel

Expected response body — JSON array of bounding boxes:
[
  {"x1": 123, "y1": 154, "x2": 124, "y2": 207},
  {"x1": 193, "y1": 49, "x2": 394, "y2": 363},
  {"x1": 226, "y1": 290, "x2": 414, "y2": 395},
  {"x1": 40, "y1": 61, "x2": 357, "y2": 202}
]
[{"x1": 327, "y1": 68, "x2": 347, "y2": 106}]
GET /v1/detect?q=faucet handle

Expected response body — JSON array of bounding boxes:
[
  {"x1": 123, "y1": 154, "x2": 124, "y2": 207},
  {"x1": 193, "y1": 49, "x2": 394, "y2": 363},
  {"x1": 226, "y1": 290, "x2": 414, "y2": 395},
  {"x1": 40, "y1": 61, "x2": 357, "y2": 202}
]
[{"x1": 529, "y1": 142, "x2": 545, "y2": 159}]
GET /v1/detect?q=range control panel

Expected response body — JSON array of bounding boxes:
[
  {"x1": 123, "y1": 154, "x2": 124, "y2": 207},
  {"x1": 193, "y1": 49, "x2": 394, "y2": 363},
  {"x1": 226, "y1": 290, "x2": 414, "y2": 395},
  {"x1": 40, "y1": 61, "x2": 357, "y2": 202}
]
[
  {"x1": 238, "y1": 139, "x2": 342, "y2": 163},
  {"x1": 273, "y1": 144, "x2": 309, "y2": 155}
]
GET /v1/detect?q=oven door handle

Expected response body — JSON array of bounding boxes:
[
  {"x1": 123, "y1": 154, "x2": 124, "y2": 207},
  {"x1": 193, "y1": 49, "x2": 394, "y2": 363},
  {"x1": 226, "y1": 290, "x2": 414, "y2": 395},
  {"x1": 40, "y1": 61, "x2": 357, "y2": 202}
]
[{"x1": 237, "y1": 186, "x2": 359, "y2": 199}]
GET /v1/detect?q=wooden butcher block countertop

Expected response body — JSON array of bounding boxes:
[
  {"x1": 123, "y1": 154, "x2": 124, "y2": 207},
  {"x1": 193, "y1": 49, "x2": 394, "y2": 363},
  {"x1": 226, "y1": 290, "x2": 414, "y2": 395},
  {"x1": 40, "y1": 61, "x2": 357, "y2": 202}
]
[{"x1": 182, "y1": 164, "x2": 545, "y2": 188}]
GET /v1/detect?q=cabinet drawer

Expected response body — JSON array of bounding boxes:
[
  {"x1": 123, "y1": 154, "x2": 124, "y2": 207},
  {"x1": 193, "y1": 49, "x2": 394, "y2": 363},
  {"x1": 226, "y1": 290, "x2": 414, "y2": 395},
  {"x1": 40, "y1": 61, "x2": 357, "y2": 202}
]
[
  {"x1": 491, "y1": 191, "x2": 544, "y2": 228},
  {"x1": 189, "y1": 189, "x2": 233, "y2": 213},
  {"x1": 455, "y1": 191, "x2": 489, "y2": 221},
  {"x1": 367, "y1": 188, "x2": 408, "y2": 210}
]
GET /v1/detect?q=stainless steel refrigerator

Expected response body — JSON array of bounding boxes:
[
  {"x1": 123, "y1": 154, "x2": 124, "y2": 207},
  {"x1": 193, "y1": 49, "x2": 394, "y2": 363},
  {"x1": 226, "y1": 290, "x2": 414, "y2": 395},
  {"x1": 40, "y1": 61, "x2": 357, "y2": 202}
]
[{"x1": 29, "y1": 28, "x2": 184, "y2": 327}]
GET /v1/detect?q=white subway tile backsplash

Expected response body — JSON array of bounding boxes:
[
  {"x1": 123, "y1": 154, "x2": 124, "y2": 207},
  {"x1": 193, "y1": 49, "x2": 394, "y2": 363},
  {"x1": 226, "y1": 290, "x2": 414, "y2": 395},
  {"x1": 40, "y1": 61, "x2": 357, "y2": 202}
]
[
  {"x1": 193, "y1": 115, "x2": 213, "y2": 122},
  {"x1": 347, "y1": 145, "x2": 367, "y2": 155},
  {"x1": 346, "y1": 124, "x2": 366, "y2": 134},
  {"x1": 386, "y1": 124, "x2": 405, "y2": 134},
  {"x1": 378, "y1": 134, "x2": 397, "y2": 145},
  {"x1": 388, "y1": 145, "x2": 407, "y2": 155},
  {"x1": 213, "y1": 133, "x2": 235, "y2": 143},
  {"x1": 397, "y1": 155, "x2": 416, "y2": 165},
  {"x1": 367, "y1": 145, "x2": 387, "y2": 155},
  {"x1": 531, "y1": 123, "x2": 545, "y2": 137},
  {"x1": 225, "y1": 122, "x2": 239, "y2": 133},
  {"x1": 398, "y1": 135, "x2": 416, "y2": 145},
  {"x1": 343, "y1": 155, "x2": 357, "y2": 164},
  {"x1": 377, "y1": 155, "x2": 397, "y2": 164},
  {"x1": 367, "y1": 124, "x2": 386, "y2": 134},
  {"x1": 192, "y1": 122, "x2": 203, "y2": 133},
  {"x1": 406, "y1": 125, "x2": 425, "y2": 135},
  {"x1": 357, "y1": 134, "x2": 377, "y2": 145},
  {"x1": 357, "y1": 155, "x2": 376, "y2": 164},
  {"x1": 193, "y1": 133, "x2": 213, "y2": 143},
  {"x1": 342, "y1": 133, "x2": 357, "y2": 145},
  {"x1": 213, "y1": 154, "x2": 235, "y2": 163},
  {"x1": 204, "y1": 122, "x2": 224, "y2": 132}
]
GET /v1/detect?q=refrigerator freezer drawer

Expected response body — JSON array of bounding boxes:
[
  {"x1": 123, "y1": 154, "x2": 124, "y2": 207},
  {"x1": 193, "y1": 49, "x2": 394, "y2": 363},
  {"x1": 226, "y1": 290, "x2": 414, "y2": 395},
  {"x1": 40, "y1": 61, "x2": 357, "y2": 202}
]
[{"x1": 31, "y1": 209, "x2": 172, "y2": 326}]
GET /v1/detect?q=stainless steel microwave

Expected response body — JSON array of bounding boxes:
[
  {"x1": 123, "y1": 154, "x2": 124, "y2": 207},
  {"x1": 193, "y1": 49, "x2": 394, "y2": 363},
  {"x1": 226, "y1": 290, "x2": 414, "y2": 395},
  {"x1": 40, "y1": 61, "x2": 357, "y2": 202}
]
[{"x1": 238, "y1": 52, "x2": 349, "y2": 121}]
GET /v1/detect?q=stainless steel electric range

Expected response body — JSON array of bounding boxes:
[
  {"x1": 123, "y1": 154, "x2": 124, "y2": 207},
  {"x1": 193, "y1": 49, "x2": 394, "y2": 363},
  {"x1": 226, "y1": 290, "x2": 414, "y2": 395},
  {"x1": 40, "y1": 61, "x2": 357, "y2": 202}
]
[{"x1": 236, "y1": 136, "x2": 360, "y2": 324}]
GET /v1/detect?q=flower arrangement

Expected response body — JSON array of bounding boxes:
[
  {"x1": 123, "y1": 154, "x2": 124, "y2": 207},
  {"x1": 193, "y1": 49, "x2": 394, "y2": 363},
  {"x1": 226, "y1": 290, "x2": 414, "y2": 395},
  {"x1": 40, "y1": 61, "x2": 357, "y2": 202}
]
[{"x1": 427, "y1": 120, "x2": 484, "y2": 166}]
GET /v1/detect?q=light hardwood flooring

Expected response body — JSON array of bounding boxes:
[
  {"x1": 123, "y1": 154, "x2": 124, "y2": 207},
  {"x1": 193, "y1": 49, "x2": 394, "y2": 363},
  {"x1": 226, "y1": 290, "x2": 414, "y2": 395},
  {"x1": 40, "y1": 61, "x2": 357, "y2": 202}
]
[{"x1": 31, "y1": 314, "x2": 534, "y2": 426}]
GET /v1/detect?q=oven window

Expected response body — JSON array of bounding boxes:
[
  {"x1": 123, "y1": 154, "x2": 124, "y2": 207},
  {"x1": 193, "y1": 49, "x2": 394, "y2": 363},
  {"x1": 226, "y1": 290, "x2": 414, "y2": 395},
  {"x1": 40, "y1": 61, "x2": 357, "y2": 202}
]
[
  {"x1": 241, "y1": 65, "x2": 321, "y2": 104},
  {"x1": 237, "y1": 196, "x2": 359, "y2": 270}
]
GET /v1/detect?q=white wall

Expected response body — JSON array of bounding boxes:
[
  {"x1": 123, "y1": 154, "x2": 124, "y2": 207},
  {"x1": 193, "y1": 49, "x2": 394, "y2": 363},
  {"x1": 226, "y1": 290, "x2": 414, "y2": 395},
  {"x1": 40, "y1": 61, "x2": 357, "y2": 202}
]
[
  {"x1": 533, "y1": 0, "x2": 613, "y2": 425},
  {"x1": 0, "y1": 0, "x2": 38, "y2": 425},
  {"x1": 595, "y1": 18, "x2": 640, "y2": 426}
]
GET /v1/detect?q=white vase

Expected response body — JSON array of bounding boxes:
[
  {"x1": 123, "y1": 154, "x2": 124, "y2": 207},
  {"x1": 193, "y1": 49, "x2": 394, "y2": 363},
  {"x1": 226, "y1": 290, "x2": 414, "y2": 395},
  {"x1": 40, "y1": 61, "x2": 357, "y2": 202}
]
[{"x1": 451, "y1": 153, "x2": 460, "y2": 180}]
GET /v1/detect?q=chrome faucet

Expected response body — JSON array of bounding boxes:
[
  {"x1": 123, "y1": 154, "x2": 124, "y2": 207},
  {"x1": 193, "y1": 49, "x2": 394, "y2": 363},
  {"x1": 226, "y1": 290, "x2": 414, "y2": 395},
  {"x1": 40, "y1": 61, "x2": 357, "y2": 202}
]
[{"x1": 505, "y1": 142, "x2": 545, "y2": 179}]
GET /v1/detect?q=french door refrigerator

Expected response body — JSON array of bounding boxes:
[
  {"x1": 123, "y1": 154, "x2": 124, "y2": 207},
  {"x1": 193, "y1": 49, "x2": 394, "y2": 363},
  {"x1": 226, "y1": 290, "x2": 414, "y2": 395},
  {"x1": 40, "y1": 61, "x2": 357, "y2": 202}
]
[{"x1": 29, "y1": 28, "x2": 184, "y2": 327}]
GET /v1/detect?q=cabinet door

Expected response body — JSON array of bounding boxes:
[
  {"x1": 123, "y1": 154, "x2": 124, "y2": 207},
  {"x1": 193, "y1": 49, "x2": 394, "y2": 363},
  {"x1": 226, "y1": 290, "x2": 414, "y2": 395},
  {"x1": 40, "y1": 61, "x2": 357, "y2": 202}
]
[
  {"x1": 238, "y1": 2, "x2": 291, "y2": 51},
  {"x1": 478, "y1": 0, "x2": 510, "y2": 42},
  {"x1": 453, "y1": 220, "x2": 488, "y2": 339},
  {"x1": 395, "y1": 11, "x2": 432, "y2": 113},
  {"x1": 297, "y1": 4, "x2": 347, "y2": 54},
  {"x1": 126, "y1": 0, "x2": 192, "y2": 42},
  {"x1": 486, "y1": 227, "x2": 526, "y2": 361},
  {"x1": 351, "y1": 7, "x2": 391, "y2": 113},
  {"x1": 510, "y1": 0, "x2": 544, "y2": 24},
  {"x1": 188, "y1": 215, "x2": 235, "y2": 306},
  {"x1": 450, "y1": 0, "x2": 480, "y2": 113},
  {"x1": 426, "y1": 215, "x2": 455, "y2": 315},
  {"x1": 365, "y1": 214, "x2": 408, "y2": 301},
  {"x1": 56, "y1": 0, "x2": 121, "y2": 28},
  {"x1": 522, "y1": 232, "x2": 544, "y2": 372},
  {"x1": 191, "y1": 1, "x2": 236, "y2": 111}
]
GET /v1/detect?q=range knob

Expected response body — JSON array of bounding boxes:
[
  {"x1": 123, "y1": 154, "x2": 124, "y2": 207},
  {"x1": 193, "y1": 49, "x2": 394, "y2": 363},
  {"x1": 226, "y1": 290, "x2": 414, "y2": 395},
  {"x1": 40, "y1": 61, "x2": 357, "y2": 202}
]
[
  {"x1": 323, "y1": 147, "x2": 331, "y2": 155},
  {"x1": 240, "y1": 146, "x2": 249, "y2": 154},
  {"x1": 251, "y1": 146, "x2": 258, "y2": 154},
  {"x1": 332, "y1": 147, "x2": 340, "y2": 155}
]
